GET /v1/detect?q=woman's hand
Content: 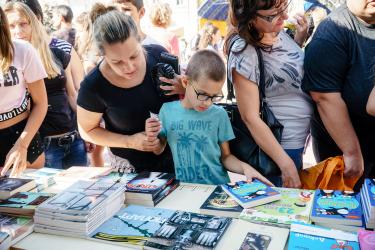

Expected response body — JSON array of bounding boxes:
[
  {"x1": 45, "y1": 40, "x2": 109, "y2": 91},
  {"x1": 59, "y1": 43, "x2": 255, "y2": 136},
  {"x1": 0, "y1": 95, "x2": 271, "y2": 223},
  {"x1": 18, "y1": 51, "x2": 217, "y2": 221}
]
[
  {"x1": 1, "y1": 142, "x2": 28, "y2": 177},
  {"x1": 280, "y1": 162, "x2": 302, "y2": 188},
  {"x1": 159, "y1": 74, "x2": 185, "y2": 96},
  {"x1": 293, "y1": 13, "x2": 309, "y2": 47},
  {"x1": 130, "y1": 132, "x2": 161, "y2": 152}
]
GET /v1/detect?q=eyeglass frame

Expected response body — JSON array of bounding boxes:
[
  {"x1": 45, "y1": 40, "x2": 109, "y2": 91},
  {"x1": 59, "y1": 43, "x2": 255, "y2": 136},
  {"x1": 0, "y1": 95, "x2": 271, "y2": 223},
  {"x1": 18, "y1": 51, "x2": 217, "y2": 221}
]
[
  {"x1": 190, "y1": 82, "x2": 224, "y2": 103},
  {"x1": 255, "y1": 0, "x2": 291, "y2": 23}
]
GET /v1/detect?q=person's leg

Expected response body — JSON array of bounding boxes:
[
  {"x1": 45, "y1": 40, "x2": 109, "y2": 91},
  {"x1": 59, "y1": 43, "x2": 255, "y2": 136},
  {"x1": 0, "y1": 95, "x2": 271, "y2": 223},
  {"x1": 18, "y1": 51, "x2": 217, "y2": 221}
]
[
  {"x1": 63, "y1": 138, "x2": 88, "y2": 169},
  {"x1": 43, "y1": 139, "x2": 64, "y2": 169}
]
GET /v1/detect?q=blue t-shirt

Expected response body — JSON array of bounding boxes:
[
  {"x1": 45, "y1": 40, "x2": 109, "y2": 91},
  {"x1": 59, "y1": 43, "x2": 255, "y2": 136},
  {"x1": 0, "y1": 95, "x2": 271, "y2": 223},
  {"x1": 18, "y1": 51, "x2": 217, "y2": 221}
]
[{"x1": 159, "y1": 101, "x2": 235, "y2": 185}]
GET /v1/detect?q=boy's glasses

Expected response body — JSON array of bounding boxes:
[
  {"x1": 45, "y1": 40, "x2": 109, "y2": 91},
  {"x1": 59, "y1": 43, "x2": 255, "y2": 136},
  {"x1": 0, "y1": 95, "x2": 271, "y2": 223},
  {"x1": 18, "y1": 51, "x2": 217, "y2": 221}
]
[
  {"x1": 255, "y1": 0, "x2": 290, "y2": 23},
  {"x1": 191, "y1": 83, "x2": 224, "y2": 103}
]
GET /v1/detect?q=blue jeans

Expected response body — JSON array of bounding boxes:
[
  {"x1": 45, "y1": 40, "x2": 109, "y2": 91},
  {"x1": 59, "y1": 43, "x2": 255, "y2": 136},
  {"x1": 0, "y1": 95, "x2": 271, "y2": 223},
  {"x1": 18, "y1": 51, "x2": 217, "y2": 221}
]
[
  {"x1": 267, "y1": 148, "x2": 304, "y2": 187},
  {"x1": 44, "y1": 136, "x2": 88, "y2": 169}
]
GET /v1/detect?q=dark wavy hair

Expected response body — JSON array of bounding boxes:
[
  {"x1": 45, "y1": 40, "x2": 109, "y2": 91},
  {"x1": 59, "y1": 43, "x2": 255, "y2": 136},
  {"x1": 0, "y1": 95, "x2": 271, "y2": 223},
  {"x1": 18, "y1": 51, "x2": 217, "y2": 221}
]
[{"x1": 224, "y1": 0, "x2": 285, "y2": 54}]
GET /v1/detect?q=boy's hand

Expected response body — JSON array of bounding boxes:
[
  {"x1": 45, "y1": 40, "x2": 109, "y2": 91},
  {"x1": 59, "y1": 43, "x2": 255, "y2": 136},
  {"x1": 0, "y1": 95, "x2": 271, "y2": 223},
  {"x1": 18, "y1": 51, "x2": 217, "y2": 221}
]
[
  {"x1": 242, "y1": 164, "x2": 275, "y2": 187},
  {"x1": 145, "y1": 117, "x2": 162, "y2": 139}
]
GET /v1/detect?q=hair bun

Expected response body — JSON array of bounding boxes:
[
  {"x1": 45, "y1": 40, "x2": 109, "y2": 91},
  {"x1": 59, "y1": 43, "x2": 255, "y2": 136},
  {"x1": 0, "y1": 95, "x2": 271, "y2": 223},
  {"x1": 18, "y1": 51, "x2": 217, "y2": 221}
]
[{"x1": 90, "y1": 3, "x2": 116, "y2": 23}]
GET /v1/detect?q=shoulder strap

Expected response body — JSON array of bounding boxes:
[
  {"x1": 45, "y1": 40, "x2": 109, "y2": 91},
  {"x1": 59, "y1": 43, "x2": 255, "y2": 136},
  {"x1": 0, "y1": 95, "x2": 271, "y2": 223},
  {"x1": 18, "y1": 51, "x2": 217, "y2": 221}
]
[{"x1": 226, "y1": 38, "x2": 266, "y2": 103}]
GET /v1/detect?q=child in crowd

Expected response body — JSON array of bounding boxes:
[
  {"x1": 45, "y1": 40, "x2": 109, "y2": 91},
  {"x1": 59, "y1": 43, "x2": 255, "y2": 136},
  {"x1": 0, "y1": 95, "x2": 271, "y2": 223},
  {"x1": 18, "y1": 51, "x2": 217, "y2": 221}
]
[{"x1": 145, "y1": 50, "x2": 273, "y2": 186}]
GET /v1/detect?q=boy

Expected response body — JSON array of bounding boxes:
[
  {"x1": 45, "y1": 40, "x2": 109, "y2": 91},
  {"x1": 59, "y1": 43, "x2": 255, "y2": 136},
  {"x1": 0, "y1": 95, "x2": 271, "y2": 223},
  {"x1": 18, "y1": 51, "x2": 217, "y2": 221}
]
[{"x1": 145, "y1": 50, "x2": 273, "y2": 185}]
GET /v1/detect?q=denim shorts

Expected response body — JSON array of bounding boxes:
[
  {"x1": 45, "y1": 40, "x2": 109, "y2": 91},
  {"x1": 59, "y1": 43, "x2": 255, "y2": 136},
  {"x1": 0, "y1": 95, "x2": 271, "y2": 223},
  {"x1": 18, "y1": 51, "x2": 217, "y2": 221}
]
[{"x1": 0, "y1": 118, "x2": 44, "y2": 166}]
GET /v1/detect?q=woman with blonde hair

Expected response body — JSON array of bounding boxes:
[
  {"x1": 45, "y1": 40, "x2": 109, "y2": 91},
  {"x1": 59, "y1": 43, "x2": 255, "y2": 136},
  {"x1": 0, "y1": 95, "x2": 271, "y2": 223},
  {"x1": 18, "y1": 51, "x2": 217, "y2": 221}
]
[
  {"x1": 197, "y1": 22, "x2": 222, "y2": 51},
  {"x1": 4, "y1": 2, "x2": 88, "y2": 169},
  {"x1": 0, "y1": 6, "x2": 47, "y2": 177},
  {"x1": 148, "y1": 2, "x2": 179, "y2": 56}
]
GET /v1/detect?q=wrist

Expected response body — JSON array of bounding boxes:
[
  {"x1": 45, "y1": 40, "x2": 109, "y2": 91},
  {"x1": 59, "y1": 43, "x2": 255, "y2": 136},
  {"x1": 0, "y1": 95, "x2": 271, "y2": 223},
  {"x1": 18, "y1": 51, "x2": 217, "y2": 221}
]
[{"x1": 122, "y1": 134, "x2": 134, "y2": 149}]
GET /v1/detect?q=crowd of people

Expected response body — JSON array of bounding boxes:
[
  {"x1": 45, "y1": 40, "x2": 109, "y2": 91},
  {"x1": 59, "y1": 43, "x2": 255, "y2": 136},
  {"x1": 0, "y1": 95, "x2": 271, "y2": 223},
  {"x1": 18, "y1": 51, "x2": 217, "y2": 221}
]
[{"x1": 0, "y1": 0, "x2": 374, "y2": 191}]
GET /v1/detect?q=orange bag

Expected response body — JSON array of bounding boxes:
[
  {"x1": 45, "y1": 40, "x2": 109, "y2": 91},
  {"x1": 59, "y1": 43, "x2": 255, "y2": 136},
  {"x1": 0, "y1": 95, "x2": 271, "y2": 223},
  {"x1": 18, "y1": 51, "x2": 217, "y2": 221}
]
[{"x1": 299, "y1": 156, "x2": 359, "y2": 191}]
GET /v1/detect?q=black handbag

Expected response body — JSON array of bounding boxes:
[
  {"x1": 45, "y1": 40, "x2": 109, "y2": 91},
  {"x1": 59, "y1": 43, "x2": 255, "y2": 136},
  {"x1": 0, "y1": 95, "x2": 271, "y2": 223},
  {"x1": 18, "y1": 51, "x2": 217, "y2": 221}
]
[{"x1": 219, "y1": 37, "x2": 284, "y2": 176}]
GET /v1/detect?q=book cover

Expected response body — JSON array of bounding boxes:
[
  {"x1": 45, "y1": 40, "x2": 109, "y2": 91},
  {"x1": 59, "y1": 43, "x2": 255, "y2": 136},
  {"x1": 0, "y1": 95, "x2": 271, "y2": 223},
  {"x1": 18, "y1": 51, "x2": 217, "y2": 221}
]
[
  {"x1": 89, "y1": 205, "x2": 176, "y2": 247},
  {"x1": 363, "y1": 179, "x2": 375, "y2": 214},
  {"x1": 0, "y1": 178, "x2": 36, "y2": 200},
  {"x1": 0, "y1": 215, "x2": 34, "y2": 245},
  {"x1": 311, "y1": 190, "x2": 363, "y2": 226},
  {"x1": 199, "y1": 186, "x2": 243, "y2": 217},
  {"x1": 0, "y1": 192, "x2": 54, "y2": 214},
  {"x1": 125, "y1": 172, "x2": 175, "y2": 199},
  {"x1": 358, "y1": 229, "x2": 375, "y2": 250},
  {"x1": 239, "y1": 188, "x2": 314, "y2": 226},
  {"x1": 0, "y1": 231, "x2": 10, "y2": 250},
  {"x1": 95, "y1": 172, "x2": 137, "y2": 184},
  {"x1": 37, "y1": 180, "x2": 125, "y2": 215},
  {"x1": 221, "y1": 180, "x2": 281, "y2": 208},
  {"x1": 239, "y1": 232, "x2": 272, "y2": 250},
  {"x1": 288, "y1": 223, "x2": 360, "y2": 250},
  {"x1": 145, "y1": 211, "x2": 232, "y2": 250}
]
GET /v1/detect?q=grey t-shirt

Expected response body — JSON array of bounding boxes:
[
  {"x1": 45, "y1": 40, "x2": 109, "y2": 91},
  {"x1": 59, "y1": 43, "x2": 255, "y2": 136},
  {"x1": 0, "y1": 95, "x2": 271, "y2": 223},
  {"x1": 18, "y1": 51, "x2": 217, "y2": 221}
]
[{"x1": 228, "y1": 31, "x2": 313, "y2": 149}]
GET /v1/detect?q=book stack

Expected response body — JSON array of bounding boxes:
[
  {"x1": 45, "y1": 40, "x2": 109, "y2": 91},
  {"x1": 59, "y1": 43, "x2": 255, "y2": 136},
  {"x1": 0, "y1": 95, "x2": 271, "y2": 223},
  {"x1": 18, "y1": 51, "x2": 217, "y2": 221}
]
[
  {"x1": 0, "y1": 214, "x2": 34, "y2": 245},
  {"x1": 360, "y1": 179, "x2": 375, "y2": 229},
  {"x1": 221, "y1": 180, "x2": 281, "y2": 209},
  {"x1": 90, "y1": 205, "x2": 176, "y2": 249},
  {"x1": 125, "y1": 172, "x2": 179, "y2": 207},
  {"x1": 34, "y1": 179, "x2": 125, "y2": 238},
  {"x1": 0, "y1": 192, "x2": 54, "y2": 216},
  {"x1": 20, "y1": 168, "x2": 62, "y2": 192},
  {"x1": 0, "y1": 232, "x2": 11, "y2": 250},
  {"x1": 199, "y1": 186, "x2": 243, "y2": 218},
  {"x1": 239, "y1": 188, "x2": 314, "y2": 227},
  {"x1": 0, "y1": 178, "x2": 36, "y2": 200},
  {"x1": 311, "y1": 189, "x2": 364, "y2": 232},
  {"x1": 288, "y1": 223, "x2": 360, "y2": 250},
  {"x1": 144, "y1": 210, "x2": 232, "y2": 250}
]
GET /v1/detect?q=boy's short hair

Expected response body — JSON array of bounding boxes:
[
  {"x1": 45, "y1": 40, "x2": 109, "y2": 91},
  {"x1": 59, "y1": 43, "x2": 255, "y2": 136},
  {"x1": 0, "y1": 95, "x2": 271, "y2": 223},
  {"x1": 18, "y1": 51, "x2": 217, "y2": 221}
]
[
  {"x1": 186, "y1": 50, "x2": 226, "y2": 83},
  {"x1": 110, "y1": 0, "x2": 144, "y2": 11},
  {"x1": 55, "y1": 5, "x2": 73, "y2": 23}
]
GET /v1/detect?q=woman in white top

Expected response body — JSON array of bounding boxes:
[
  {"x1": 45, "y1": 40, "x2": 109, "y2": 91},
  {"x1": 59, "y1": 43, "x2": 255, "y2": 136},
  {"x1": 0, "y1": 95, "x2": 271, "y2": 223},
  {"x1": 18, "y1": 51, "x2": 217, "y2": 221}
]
[{"x1": 0, "y1": 6, "x2": 47, "y2": 177}]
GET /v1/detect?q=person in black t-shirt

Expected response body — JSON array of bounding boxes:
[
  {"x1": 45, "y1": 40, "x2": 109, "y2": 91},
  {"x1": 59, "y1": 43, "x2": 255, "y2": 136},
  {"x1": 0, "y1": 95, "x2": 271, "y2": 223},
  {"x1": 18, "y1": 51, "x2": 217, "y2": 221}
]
[
  {"x1": 77, "y1": 5, "x2": 183, "y2": 173},
  {"x1": 302, "y1": 0, "x2": 375, "y2": 189},
  {"x1": 4, "y1": 2, "x2": 88, "y2": 170},
  {"x1": 367, "y1": 87, "x2": 375, "y2": 116}
]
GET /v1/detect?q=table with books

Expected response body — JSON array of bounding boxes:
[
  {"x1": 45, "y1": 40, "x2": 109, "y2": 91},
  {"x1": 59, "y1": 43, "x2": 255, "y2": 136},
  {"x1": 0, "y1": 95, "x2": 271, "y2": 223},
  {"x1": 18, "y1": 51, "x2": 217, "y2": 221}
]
[{"x1": 0, "y1": 167, "x2": 372, "y2": 250}]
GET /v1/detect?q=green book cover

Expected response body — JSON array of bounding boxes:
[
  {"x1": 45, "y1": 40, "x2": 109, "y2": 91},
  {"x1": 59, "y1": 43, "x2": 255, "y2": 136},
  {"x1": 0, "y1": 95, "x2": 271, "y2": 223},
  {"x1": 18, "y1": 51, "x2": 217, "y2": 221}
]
[{"x1": 239, "y1": 188, "x2": 314, "y2": 226}]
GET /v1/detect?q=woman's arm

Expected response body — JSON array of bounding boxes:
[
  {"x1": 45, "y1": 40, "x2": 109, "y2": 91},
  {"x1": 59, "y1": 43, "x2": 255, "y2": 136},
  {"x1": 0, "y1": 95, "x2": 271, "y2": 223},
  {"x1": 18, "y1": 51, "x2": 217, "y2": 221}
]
[
  {"x1": 367, "y1": 86, "x2": 375, "y2": 116},
  {"x1": 69, "y1": 48, "x2": 85, "y2": 90},
  {"x1": 65, "y1": 63, "x2": 78, "y2": 112},
  {"x1": 77, "y1": 106, "x2": 160, "y2": 151},
  {"x1": 1, "y1": 79, "x2": 48, "y2": 177},
  {"x1": 220, "y1": 141, "x2": 274, "y2": 186},
  {"x1": 232, "y1": 70, "x2": 301, "y2": 188}
]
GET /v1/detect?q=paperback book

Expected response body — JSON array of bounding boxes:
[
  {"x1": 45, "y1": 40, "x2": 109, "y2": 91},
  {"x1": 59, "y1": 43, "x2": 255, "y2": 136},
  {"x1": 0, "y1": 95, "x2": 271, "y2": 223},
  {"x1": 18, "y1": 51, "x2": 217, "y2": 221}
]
[
  {"x1": 54, "y1": 166, "x2": 113, "y2": 182},
  {"x1": 0, "y1": 215, "x2": 34, "y2": 245},
  {"x1": 221, "y1": 180, "x2": 281, "y2": 208},
  {"x1": 239, "y1": 188, "x2": 314, "y2": 227},
  {"x1": 0, "y1": 192, "x2": 54, "y2": 216},
  {"x1": 0, "y1": 178, "x2": 36, "y2": 200},
  {"x1": 144, "y1": 211, "x2": 232, "y2": 250},
  {"x1": 199, "y1": 186, "x2": 243, "y2": 218},
  {"x1": 126, "y1": 180, "x2": 180, "y2": 207},
  {"x1": 239, "y1": 232, "x2": 272, "y2": 250},
  {"x1": 20, "y1": 168, "x2": 61, "y2": 191},
  {"x1": 288, "y1": 223, "x2": 360, "y2": 250},
  {"x1": 125, "y1": 172, "x2": 175, "y2": 200},
  {"x1": 311, "y1": 190, "x2": 363, "y2": 226},
  {"x1": 90, "y1": 205, "x2": 176, "y2": 248}
]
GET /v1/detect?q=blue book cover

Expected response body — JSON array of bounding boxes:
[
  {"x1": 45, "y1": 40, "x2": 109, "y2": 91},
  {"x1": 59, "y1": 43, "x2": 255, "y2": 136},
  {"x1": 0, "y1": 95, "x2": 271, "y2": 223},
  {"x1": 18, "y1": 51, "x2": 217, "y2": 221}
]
[
  {"x1": 364, "y1": 179, "x2": 375, "y2": 209},
  {"x1": 90, "y1": 205, "x2": 175, "y2": 246},
  {"x1": 0, "y1": 192, "x2": 53, "y2": 209},
  {"x1": 288, "y1": 223, "x2": 360, "y2": 250},
  {"x1": 221, "y1": 180, "x2": 281, "y2": 208},
  {"x1": 311, "y1": 190, "x2": 362, "y2": 226}
]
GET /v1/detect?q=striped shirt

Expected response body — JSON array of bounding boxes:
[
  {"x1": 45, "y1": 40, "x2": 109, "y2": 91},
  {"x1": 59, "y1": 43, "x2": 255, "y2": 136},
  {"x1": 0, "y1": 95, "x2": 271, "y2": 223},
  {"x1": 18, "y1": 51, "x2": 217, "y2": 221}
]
[{"x1": 49, "y1": 38, "x2": 72, "y2": 55}]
